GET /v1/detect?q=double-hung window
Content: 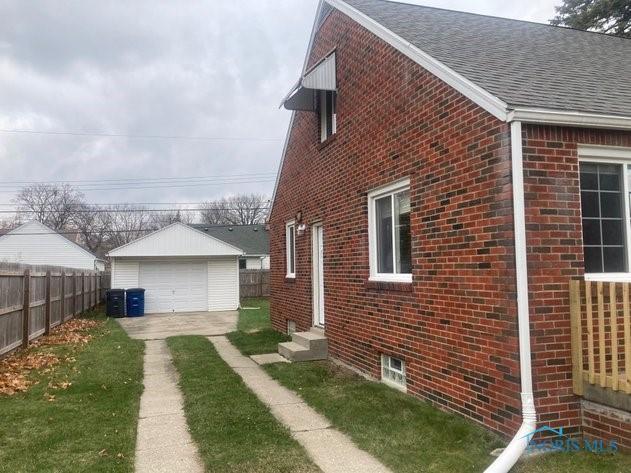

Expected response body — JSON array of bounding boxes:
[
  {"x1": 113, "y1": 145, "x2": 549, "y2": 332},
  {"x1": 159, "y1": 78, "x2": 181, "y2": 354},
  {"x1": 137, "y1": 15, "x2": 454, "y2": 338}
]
[
  {"x1": 368, "y1": 179, "x2": 412, "y2": 283},
  {"x1": 286, "y1": 221, "x2": 296, "y2": 278},
  {"x1": 579, "y1": 146, "x2": 631, "y2": 280},
  {"x1": 319, "y1": 90, "x2": 336, "y2": 142}
]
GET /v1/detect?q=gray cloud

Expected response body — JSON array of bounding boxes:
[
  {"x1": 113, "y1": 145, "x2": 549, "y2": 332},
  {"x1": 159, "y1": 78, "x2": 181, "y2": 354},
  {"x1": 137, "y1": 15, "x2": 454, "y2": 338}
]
[{"x1": 0, "y1": 0, "x2": 557, "y2": 206}]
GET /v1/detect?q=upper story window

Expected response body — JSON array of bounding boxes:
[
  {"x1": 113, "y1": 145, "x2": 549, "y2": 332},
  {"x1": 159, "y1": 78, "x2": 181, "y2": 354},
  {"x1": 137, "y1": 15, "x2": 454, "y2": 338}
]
[
  {"x1": 286, "y1": 221, "x2": 296, "y2": 278},
  {"x1": 368, "y1": 179, "x2": 412, "y2": 283},
  {"x1": 319, "y1": 90, "x2": 337, "y2": 142},
  {"x1": 579, "y1": 146, "x2": 631, "y2": 279}
]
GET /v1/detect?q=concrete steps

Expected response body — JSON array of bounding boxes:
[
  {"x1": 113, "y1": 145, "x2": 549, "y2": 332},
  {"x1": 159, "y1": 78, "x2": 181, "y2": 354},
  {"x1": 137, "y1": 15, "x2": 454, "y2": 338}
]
[{"x1": 278, "y1": 328, "x2": 328, "y2": 362}]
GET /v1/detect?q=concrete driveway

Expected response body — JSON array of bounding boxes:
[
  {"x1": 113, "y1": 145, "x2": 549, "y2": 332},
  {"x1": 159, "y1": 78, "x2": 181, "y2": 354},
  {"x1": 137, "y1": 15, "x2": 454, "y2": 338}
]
[{"x1": 116, "y1": 310, "x2": 237, "y2": 340}]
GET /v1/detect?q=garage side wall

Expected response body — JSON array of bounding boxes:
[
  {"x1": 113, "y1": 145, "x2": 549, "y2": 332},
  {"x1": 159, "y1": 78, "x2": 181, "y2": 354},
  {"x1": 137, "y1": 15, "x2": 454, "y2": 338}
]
[
  {"x1": 111, "y1": 259, "x2": 139, "y2": 289},
  {"x1": 208, "y1": 257, "x2": 240, "y2": 311}
]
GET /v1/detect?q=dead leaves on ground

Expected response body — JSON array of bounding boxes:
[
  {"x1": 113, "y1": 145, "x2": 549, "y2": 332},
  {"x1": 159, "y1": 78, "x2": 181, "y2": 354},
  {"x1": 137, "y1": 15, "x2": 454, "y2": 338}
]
[{"x1": 0, "y1": 318, "x2": 104, "y2": 396}]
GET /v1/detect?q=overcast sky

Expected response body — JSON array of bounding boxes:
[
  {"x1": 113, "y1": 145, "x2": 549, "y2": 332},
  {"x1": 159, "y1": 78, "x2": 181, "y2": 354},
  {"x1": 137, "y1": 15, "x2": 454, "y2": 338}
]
[{"x1": 0, "y1": 0, "x2": 559, "y2": 207}]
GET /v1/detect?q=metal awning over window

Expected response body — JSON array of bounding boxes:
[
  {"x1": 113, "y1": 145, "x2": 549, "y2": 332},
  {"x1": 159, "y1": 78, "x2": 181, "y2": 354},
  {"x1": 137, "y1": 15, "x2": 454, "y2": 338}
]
[{"x1": 282, "y1": 52, "x2": 336, "y2": 111}]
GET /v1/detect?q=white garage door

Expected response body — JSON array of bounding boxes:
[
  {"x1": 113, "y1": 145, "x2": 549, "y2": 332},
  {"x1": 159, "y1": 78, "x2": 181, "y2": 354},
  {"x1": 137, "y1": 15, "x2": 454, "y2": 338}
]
[{"x1": 139, "y1": 261, "x2": 208, "y2": 313}]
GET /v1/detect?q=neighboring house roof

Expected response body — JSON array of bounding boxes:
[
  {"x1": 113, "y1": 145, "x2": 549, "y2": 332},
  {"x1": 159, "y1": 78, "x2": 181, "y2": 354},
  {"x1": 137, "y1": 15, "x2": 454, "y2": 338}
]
[
  {"x1": 0, "y1": 221, "x2": 101, "y2": 269},
  {"x1": 189, "y1": 224, "x2": 269, "y2": 256},
  {"x1": 343, "y1": 0, "x2": 631, "y2": 117},
  {"x1": 108, "y1": 222, "x2": 244, "y2": 258}
]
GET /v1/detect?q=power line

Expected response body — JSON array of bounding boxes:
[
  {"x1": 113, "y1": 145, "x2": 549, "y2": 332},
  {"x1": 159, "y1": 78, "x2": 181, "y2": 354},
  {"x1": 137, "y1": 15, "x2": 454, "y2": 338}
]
[
  {"x1": 3, "y1": 227, "x2": 268, "y2": 236},
  {"x1": 0, "y1": 128, "x2": 282, "y2": 142},
  {"x1": 2, "y1": 206, "x2": 270, "y2": 214},
  {"x1": 0, "y1": 172, "x2": 278, "y2": 186},
  {"x1": 0, "y1": 178, "x2": 276, "y2": 193}
]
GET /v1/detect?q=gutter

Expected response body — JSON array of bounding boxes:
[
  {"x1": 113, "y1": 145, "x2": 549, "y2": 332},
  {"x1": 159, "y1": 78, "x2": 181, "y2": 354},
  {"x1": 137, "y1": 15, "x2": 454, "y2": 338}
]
[{"x1": 484, "y1": 121, "x2": 537, "y2": 473}]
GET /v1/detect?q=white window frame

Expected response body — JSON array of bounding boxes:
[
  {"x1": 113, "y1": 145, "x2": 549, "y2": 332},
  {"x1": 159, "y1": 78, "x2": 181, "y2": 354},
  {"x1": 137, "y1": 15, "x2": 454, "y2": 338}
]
[
  {"x1": 579, "y1": 145, "x2": 631, "y2": 282},
  {"x1": 368, "y1": 179, "x2": 412, "y2": 283},
  {"x1": 319, "y1": 90, "x2": 337, "y2": 142},
  {"x1": 381, "y1": 354, "x2": 407, "y2": 392},
  {"x1": 286, "y1": 220, "x2": 296, "y2": 278}
]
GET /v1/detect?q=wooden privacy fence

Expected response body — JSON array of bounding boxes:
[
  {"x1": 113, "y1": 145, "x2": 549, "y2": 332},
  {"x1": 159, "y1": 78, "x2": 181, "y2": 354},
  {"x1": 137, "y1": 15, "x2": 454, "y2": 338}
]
[
  {"x1": 0, "y1": 263, "x2": 110, "y2": 357},
  {"x1": 240, "y1": 270, "x2": 270, "y2": 298},
  {"x1": 570, "y1": 280, "x2": 631, "y2": 396}
]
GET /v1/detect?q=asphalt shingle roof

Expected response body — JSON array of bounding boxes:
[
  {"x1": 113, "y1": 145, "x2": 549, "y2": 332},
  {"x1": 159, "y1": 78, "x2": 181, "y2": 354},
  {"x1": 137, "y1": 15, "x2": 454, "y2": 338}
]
[
  {"x1": 344, "y1": 0, "x2": 631, "y2": 117},
  {"x1": 190, "y1": 224, "x2": 269, "y2": 255}
]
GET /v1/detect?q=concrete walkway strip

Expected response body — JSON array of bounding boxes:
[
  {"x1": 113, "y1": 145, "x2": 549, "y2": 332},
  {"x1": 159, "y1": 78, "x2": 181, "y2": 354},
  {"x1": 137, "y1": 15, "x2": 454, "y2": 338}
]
[
  {"x1": 209, "y1": 336, "x2": 393, "y2": 473},
  {"x1": 135, "y1": 340, "x2": 204, "y2": 473}
]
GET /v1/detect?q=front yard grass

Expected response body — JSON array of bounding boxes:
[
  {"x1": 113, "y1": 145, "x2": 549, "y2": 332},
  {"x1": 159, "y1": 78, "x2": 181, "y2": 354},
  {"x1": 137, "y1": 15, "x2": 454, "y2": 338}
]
[
  {"x1": 167, "y1": 335, "x2": 319, "y2": 473},
  {"x1": 227, "y1": 297, "x2": 290, "y2": 355},
  {"x1": 0, "y1": 309, "x2": 144, "y2": 473}
]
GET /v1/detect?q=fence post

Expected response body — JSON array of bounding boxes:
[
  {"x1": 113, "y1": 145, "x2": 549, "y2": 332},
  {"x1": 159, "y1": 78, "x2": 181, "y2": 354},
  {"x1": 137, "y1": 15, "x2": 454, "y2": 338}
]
[
  {"x1": 81, "y1": 272, "x2": 85, "y2": 314},
  {"x1": 22, "y1": 269, "x2": 31, "y2": 349},
  {"x1": 96, "y1": 274, "x2": 101, "y2": 305},
  {"x1": 44, "y1": 270, "x2": 52, "y2": 335},
  {"x1": 61, "y1": 271, "x2": 66, "y2": 321}
]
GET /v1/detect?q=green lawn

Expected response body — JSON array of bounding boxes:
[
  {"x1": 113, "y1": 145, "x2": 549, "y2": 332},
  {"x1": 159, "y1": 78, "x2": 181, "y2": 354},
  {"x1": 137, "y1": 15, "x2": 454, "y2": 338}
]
[
  {"x1": 0, "y1": 309, "x2": 144, "y2": 473},
  {"x1": 227, "y1": 297, "x2": 290, "y2": 355},
  {"x1": 226, "y1": 300, "x2": 631, "y2": 472},
  {"x1": 167, "y1": 336, "x2": 318, "y2": 473},
  {"x1": 237, "y1": 298, "x2": 272, "y2": 332}
]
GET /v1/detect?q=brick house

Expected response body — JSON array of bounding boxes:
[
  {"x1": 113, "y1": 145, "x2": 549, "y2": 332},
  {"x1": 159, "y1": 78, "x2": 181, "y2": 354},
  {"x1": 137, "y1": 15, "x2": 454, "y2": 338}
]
[{"x1": 269, "y1": 0, "x2": 631, "y2": 465}]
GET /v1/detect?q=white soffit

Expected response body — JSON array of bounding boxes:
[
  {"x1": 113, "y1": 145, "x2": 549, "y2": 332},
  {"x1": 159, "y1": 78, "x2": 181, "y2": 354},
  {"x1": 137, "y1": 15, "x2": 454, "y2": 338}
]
[{"x1": 326, "y1": 0, "x2": 508, "y2": 121}]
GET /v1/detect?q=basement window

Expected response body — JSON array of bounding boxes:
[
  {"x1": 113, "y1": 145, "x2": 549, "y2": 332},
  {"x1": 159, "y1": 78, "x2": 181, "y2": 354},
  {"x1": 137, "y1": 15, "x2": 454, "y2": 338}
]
[
  {"x1": 381, "y1": 355, "x2": 407, "y2": 391},
  {"x1": 319, "y1": 90, "x2": 337, "y2": 142}
]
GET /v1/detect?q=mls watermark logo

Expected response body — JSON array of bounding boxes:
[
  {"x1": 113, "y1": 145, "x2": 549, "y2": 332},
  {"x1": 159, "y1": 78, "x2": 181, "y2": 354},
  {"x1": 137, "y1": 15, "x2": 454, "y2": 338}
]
[{"x1": 522, "y1": 426, "x2": 618, "y2": 454}]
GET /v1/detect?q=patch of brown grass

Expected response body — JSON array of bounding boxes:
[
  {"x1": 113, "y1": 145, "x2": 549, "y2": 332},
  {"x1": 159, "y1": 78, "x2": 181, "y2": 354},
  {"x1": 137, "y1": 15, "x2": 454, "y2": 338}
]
[{"x1": 0, "y1": 317, "x2": 104, "y2": 395}]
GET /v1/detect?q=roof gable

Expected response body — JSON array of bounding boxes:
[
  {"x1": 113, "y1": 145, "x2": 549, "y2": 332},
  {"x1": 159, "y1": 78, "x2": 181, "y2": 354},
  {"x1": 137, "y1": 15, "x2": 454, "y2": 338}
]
[
  {"x1": 0, "y1": 221, "x2": 99, "y2": 269},
  {"x1": 1, "y1": 221, "x2": 98, "y2": 260},
  {"x1": 108, "y1": 222, "x2": 243, "y2": 258}
]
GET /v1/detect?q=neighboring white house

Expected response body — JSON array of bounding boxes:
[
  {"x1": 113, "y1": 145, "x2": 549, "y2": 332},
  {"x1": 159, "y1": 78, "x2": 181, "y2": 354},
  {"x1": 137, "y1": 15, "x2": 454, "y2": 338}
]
[
  {"x1": 108, "y1": 222, "x2": 243, "y2": 313},
  {"x1": 190, "y1": 224, "x2": 270, "y2": 270},
  {"x1": 0, "y1": 221, "x2": 105, "y2": 271}
]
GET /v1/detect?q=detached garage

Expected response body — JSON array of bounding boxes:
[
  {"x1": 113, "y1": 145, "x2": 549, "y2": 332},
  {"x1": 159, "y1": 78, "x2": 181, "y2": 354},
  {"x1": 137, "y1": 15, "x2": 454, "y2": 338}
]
[{"x1": 108, "y1": 223, "x2": 243, "y2": 313}]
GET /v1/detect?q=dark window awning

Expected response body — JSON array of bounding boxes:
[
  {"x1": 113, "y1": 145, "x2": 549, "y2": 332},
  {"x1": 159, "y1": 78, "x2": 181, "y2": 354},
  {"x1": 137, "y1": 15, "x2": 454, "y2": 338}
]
[{"x1": 282, "y1": 52, "x2": 336, "y2": 111}]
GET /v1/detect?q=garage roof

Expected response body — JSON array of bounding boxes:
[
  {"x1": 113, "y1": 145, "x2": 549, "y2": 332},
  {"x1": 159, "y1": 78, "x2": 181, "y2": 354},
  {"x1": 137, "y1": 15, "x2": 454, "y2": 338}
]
[
  {"x1": 108, "y1": 222, "x2": 244, "y2": 258},
  {"x1": 189, "y1": 224, "x2": 269, "y2": 256}
]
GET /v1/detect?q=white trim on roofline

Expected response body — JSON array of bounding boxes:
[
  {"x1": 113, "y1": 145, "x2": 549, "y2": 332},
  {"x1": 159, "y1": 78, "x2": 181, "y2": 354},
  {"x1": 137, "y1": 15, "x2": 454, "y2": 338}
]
[
  {"x1": 326, "y1": 0, "x2": 509, "y2": 121},
  {"x1": 107, "y1": 222, "x2": 244, "y2": 257},
  {"x1": 508, "y1": 108, "x2": 631, "y2": 131}
]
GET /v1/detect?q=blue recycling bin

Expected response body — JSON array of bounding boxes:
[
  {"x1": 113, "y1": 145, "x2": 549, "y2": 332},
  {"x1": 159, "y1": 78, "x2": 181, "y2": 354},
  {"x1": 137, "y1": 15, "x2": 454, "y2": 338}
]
[{"x1": 125, "y1": 288, "x2": 145, "y2": 317}]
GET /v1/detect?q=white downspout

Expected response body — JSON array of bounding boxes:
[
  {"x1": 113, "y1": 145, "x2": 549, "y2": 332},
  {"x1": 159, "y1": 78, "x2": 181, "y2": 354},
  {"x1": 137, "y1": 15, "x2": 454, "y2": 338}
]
[{"x1": 484, "y1": 121, "x2": 537, "y2": 473}]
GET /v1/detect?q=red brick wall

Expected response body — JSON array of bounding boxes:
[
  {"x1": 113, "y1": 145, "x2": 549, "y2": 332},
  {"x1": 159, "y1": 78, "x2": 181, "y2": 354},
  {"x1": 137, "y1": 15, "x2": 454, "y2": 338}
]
[
  {"x1": 270, "y1": 10, "x2": 521, "y2": 437},
  {"x1": 270, "y1": 10, "x2": 631, "y2": 440},
  {"x1": 522, "y1": 125, "x2": 631, "y2": 438},
  {"x1": 582, "y1": 401, "x2": 631, "y2": 452}
]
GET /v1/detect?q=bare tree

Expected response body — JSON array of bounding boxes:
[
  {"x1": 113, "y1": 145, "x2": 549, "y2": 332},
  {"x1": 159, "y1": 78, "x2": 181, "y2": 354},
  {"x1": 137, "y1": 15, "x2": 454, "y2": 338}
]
[
  {"x1": 150, "y1": 209, "x2": 196, "y2": 228},
  {"x1": 73, "y1": 204, "x2": 114, "y2": 257},
  {"x1": 13, "y1": 184, "x2": 85, "y2": 230},
  {"x1": 106, "y1": 205, "x2": 153, "y2": 248},
  {"x1": 199, "y1": 194, "x2": 269, "y2": 225}
]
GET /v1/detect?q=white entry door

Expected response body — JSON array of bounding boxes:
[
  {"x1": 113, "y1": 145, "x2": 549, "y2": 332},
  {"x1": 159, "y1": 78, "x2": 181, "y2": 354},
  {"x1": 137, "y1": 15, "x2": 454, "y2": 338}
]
[
  {"x1": 312, "y1": 224, "x2": 325, "y2": 327},
  {"x1": 139, "y1": 261, "x2": 208, "y2": 313}
]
